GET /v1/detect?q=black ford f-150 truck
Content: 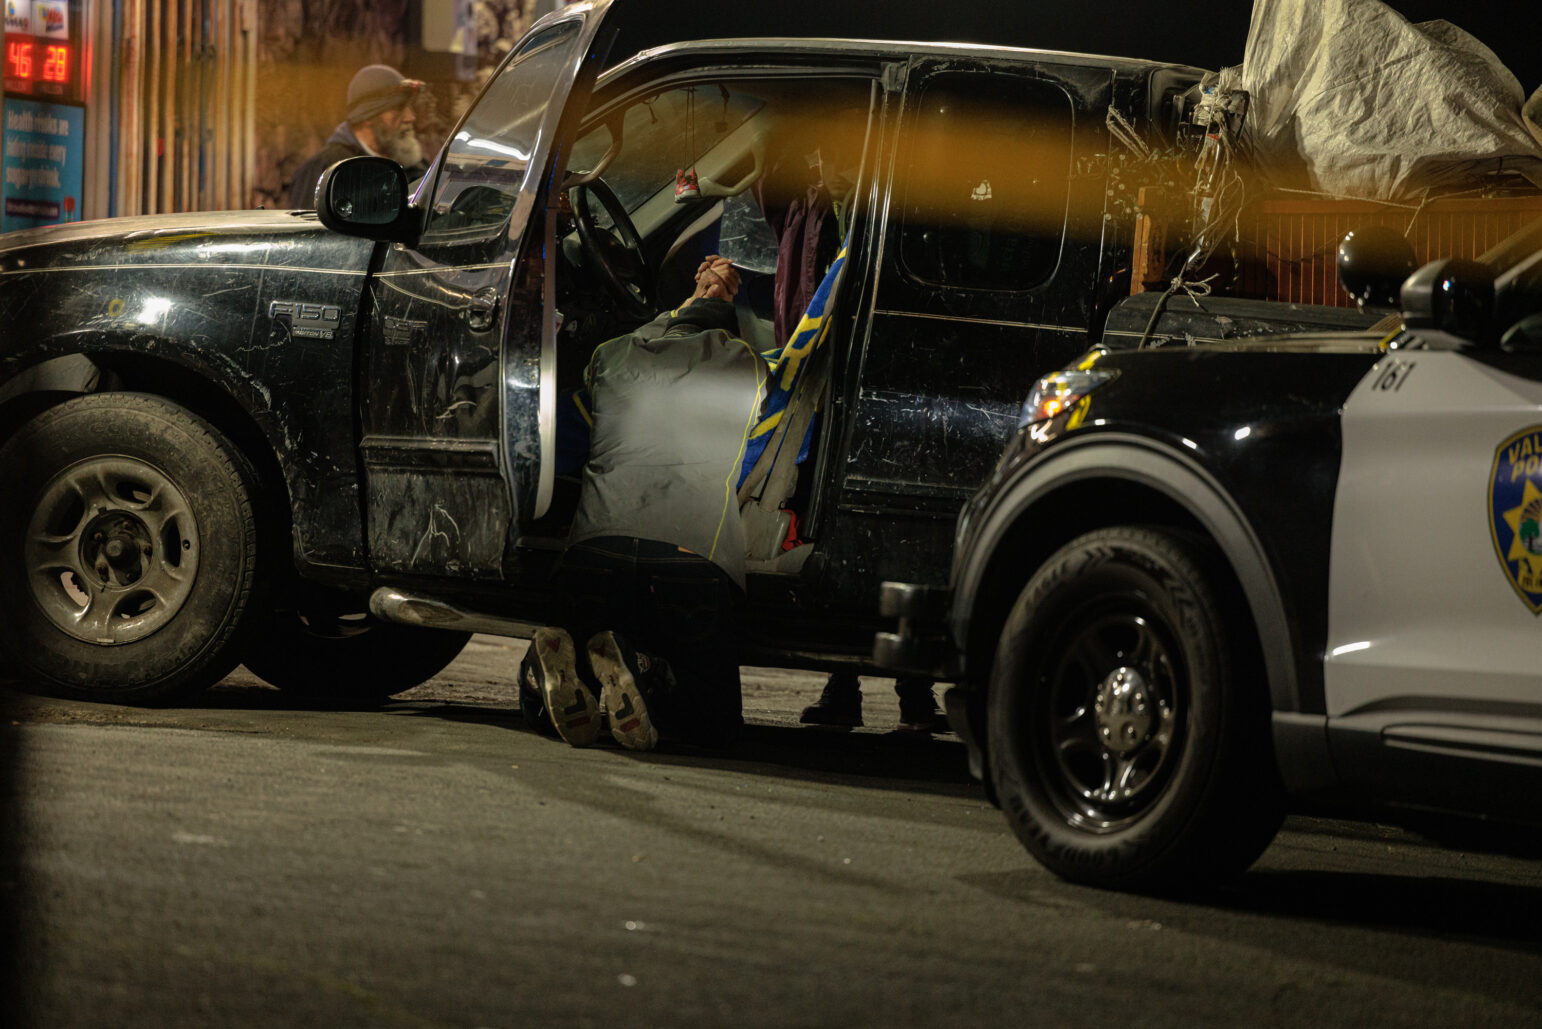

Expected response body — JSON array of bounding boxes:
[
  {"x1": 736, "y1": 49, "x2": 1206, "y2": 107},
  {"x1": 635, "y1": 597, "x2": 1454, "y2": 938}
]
[{"x1": 0, "y1": 0, "x2": 1372, "y2": 703}]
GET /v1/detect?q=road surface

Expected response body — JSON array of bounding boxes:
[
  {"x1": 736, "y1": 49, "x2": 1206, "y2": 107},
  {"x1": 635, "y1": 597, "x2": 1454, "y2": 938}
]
[{"x1": 2, "y1": 636, "x2": 1540, "y2": 1027}]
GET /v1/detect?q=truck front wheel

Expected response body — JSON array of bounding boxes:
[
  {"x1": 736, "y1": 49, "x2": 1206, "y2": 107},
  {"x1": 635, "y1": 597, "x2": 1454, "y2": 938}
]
[
  {"x1": 986, "y1": 527, "x2": 1283, "y2": 892},
  {"x1": 0, "y1": 393, "x2": 262, "y2": 703}
]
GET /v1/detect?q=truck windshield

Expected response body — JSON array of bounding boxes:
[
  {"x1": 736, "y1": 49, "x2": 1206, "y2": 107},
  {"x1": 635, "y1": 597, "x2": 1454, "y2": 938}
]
[{"x1": 424, "y1": 19, "x2": 583, "y2": 239}]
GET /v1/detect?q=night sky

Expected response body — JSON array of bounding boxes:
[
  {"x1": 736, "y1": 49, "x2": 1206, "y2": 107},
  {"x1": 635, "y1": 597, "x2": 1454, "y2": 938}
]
[{"x1": 607, "y1": 1, "x2": 1541, "y2": 94}]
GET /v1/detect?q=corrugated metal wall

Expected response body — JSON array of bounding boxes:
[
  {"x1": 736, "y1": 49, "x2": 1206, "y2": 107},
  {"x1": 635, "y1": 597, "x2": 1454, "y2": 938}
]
[{"x1": 86, "y1": 0, "x2": 257, "y2": 218}]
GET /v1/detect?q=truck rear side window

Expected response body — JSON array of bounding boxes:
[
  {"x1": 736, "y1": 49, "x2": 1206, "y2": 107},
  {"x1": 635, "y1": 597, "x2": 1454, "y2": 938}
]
[{"x1": 898, "y1": 72, "x2": 1073, "y2": 291}]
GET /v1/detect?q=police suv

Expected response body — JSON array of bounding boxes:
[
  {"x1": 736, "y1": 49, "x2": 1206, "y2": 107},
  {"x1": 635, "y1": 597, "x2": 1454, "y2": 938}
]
[{"x1": 876, "y1": 218, "x2": 1542, "y2": 890}]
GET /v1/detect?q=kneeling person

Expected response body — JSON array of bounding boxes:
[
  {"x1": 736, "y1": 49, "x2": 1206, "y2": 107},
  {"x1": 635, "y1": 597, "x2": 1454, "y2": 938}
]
[{"x1": 521, "y1": 260, "x2": 756, "y2": 750}]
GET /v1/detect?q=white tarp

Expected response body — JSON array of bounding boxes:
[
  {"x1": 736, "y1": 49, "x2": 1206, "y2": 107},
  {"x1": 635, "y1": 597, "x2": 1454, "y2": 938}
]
[{"x1": 1237, "y1": 0, "x2": 1542, "y2": 201}]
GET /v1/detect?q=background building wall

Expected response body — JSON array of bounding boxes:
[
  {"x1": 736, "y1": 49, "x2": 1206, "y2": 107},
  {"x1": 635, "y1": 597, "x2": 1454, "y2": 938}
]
[
  {"x1": 40, "y1": 0, "x2": 531, "y2": 218},
  {"x1": 101, "y1": 0, "x2": 260, "y2": 217},
  {"x1": 13, "y1": 1, "x2": 1539, "y2": 220},
  {"x1": 254, "y1": 0, "x2": 530, "y2": 209}
]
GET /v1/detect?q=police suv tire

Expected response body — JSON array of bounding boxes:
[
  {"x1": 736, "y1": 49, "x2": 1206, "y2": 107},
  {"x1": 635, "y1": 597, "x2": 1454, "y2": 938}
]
[
  {"x1": 986, "y1": 526, "x2": 1284, "y2": 892},
  {"x1": 243, "y1": 615, "x2": 471, "y2": 705},
  {"x1": 0, "y1": 393, "x2": 263, "y2": 704}
]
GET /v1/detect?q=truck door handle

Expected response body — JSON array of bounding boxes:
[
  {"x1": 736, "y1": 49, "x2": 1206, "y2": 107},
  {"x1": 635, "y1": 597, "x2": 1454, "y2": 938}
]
[{"x1": 466, "y1": 288, "x2": 500, "y2": 332}]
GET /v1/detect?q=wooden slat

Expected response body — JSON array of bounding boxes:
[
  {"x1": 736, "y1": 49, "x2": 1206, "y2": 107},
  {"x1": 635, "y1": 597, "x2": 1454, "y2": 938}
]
[
  {"x1": 223, "y1": 0, "x2": 235, "y2": 208},
  {"x1": 243, "y1": 0, "x2": 257, "y2": 208},
  {"x1": 196, "y1": 0, "x2": 208, "y2": 210},
  {"x1": 182, "y1": 0, "x2": 194, "y2": 210},
  {"x1": 211, "y1": 0, "x2": 225, "y2": 209},
  {"x1": 146, "y1": 0, "x2": 160, "y2": 213},
  {"x1": 84, "y1": 0, "x2": 114, "y2": 218},
  {"x1": 119, "y1": 0, "x2": 141, "y2": 215},
  {"x1": 161, "y1": 0, "x2": 176, "y2": 211},
  {"x1": 1229, "y1": 195, "x2": 1542, "y2": 306}
]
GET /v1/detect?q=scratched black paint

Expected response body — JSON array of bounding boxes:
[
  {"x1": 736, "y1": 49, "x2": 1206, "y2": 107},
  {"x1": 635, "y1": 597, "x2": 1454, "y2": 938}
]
[
  {"x1": 0, "y1": 212, "x2": 375, "y2": 574},
  {"x1": 4, "y1": 11, "x2": 1339, "y2": 674}
]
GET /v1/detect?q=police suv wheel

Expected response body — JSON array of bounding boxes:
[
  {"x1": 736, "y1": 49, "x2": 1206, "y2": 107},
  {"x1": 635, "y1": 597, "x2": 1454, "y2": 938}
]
[
  {"x1": 243, "y1": 609, "x2": 470, "y2": 706},
  {"x1": 0, "y1": 393, "x2": 262, "y2": 703},
  {"x1": 986, "y1": 527, "x2": 1283, "y2": 892}
]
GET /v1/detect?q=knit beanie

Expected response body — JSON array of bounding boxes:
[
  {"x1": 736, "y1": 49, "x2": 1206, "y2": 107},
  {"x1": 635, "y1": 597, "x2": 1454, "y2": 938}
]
[{"x1": 347, "y1": 65, "x2": 423, "y2": 125}]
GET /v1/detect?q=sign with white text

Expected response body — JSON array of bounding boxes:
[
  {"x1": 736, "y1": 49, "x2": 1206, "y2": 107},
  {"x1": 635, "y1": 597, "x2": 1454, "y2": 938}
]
[{"x1": 1, "y1": 96, "x2": 82, "y2": 231}]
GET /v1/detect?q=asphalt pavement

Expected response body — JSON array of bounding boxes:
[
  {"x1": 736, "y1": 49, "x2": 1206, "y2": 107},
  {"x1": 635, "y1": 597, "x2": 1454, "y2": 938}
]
[{"x1": 3, "y1": 636, "x2": 1542, "y2": 1027}]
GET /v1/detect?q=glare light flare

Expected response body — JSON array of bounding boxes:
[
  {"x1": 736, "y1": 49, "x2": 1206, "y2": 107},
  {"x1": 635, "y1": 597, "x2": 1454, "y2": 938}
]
[
  {"x1": 137, "y1": 297, "x2": 172, "y2": 323},
  {"x1": 455, "y1": 133, "x2": 531, "y2": 162}
]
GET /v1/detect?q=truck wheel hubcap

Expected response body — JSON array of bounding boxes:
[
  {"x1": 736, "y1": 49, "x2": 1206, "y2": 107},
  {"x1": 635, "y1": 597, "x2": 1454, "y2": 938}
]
[{"x1": 25, "y1": 456, "x2": 201, "y2": 645}]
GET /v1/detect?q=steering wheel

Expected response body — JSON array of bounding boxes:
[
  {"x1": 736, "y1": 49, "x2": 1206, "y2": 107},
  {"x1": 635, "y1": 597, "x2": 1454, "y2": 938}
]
[{"x1": 570, "y1": 179, "x2": 655, "y2": 321}]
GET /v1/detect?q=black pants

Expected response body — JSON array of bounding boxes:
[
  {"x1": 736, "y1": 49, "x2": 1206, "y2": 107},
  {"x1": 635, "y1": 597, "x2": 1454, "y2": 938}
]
[{"x1": 557, "y1": 536, "x2": 744, "y2": 744}]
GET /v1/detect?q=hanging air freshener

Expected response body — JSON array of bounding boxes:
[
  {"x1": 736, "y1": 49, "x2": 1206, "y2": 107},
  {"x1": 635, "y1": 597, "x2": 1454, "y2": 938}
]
[{"x1": 675, "y1": 86, "x2": 701, "y2": 202}]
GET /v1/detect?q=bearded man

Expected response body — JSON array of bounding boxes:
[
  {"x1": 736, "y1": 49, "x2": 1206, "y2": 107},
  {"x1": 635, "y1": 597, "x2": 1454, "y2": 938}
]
[{"x1": 288, "y1": 64, "x2": 427, "y2": 209}]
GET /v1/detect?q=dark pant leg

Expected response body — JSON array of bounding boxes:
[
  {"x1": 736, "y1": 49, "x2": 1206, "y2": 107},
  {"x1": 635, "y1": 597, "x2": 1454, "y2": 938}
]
[
  {"x1": 555, "y1": 537, "x2": 639, "y2": 687},
  {"x1": 633, "y1": 542, "x2": 744, "y2": 745}
]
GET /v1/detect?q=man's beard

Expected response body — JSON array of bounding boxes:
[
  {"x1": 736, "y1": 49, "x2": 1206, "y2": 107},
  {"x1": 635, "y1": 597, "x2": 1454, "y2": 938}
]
[{"x1": 378, "y1": 121, "x2": 423, "y2": 169}]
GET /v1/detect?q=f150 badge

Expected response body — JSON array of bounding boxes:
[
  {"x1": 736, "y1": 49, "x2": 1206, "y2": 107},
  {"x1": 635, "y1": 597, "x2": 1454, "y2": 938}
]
[
  {"x1": 1489, "y1": 426, "x2": 1542, "y2": 614},
  {"x1": 268, "y1": 300, "x2": 341, "y2": 340}
]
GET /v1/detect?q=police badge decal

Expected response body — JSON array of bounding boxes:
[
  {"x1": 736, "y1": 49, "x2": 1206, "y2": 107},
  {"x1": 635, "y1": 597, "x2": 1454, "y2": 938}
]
[{"x1": 1489, "y1": 427, "x2": 1542, "y2": 613}]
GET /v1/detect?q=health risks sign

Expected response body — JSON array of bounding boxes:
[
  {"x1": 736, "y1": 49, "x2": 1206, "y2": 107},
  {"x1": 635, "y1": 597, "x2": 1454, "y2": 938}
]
[{"x1": 1, "y1": 97, "x2": 82, "y2": 231}]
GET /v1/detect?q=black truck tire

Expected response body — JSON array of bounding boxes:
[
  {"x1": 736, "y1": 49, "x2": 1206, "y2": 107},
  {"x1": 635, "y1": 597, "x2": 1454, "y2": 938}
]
[
  {"x1": 0, "y1": 393, "x2": 263, "y2": 703},
  {"x1": 243, "y1": 613, "x2": 471, "y2": 705},
  {"x1": 986, "y1": 526, "x2": 1284, "y2": 892}
]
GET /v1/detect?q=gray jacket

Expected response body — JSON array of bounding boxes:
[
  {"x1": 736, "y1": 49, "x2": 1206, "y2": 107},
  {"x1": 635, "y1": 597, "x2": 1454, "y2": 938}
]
[{"x1": 569, "y1": 299, "x2": 764, "y2": 588}]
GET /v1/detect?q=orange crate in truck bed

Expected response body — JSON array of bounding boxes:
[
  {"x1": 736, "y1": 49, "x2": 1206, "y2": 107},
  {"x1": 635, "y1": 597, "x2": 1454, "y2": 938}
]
[{"x1": 1234, "y1": 195, "x2": 1542, "y2": 307}]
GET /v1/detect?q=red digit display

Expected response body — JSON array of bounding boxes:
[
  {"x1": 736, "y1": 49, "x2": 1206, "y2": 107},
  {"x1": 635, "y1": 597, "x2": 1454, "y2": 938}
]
[
  {"x1": 42, "y1": 44, "x2": 67, "y2": 82},
  {"x1": 4, "y1": 31, "x2": 76, "y2": 100},
  {"x1": 7, "y1": 39, "x2": 33, "y2": 81}
]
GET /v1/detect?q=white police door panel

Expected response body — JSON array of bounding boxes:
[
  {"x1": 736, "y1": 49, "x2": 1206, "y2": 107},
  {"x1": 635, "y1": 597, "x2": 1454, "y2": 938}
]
[{"x1": 1326, "y1": 349, "x2": 1542, "y2": 724}]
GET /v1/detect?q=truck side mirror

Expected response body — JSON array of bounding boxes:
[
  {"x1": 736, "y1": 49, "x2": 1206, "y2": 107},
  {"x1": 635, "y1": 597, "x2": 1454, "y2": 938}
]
[
  {"x1": 1400, "y1": 257, "x2": 1495, "y2": 344},
  {"x1": 1336, "y1": 226, "x2": 1416, "y2": 310},
  {"x1": 316, "y1": 156, "x2": 418, "y2": 244}
]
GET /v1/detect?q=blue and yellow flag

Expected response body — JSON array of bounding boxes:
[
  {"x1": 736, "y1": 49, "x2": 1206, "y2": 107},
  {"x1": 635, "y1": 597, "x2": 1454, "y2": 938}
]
[{"x1": 738, "y1": 236, "x2": 849, "y2": 486}]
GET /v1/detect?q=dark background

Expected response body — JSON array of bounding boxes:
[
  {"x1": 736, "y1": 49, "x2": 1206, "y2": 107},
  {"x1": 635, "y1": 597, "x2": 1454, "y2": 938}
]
[
  {"x1": 607, "y1": 1, "x2": 1540, "y2": 94},
  {"x1": 2, "y1": 0, "x2": 1537, "y2": 1016},
  {"x1": 1, "y1": 694, "x2": 17, "y2": 1015}
]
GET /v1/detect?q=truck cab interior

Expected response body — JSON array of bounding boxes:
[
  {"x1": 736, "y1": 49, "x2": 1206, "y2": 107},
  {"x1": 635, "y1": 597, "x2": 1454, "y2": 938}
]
[{"x1": 530, "y1": 70, "x2": 883, "y2": 568}]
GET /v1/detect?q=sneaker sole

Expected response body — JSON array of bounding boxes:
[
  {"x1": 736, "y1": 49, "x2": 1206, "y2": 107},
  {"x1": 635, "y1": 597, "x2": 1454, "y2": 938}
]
[
  {"x1": 533, "y1": 629, "x2": 601, "y2": 746},
  {"x1": 588, "y1": 636, "x2": 659, "y2": 752}
]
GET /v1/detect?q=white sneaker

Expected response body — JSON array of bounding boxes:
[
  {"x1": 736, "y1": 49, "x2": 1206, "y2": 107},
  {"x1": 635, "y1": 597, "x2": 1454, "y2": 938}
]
[
  {"x1": 525, "y1": 627, "x2": 601, "y2": 746},
  {"x1": 586, "y1": 631, "x2": 660, "y2": 751}
]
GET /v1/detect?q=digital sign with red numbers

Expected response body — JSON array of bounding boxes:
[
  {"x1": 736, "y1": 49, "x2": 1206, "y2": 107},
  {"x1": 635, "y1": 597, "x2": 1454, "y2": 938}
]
[
  {"x1": 4, "y1": 1, "x2": 80, "y2": 105},
  {"x1": 6, "y1": 38, "x2": 72, "y2": 89}
]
